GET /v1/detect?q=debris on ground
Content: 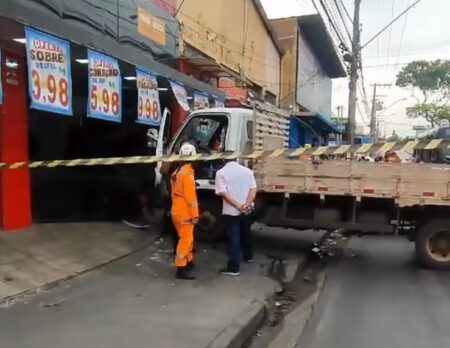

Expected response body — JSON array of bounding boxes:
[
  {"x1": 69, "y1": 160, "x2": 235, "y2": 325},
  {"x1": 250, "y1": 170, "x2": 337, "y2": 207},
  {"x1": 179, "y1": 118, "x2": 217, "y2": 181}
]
[
  {"x1": 3, "y1": 276, "x2": 13, "y2": 282},
  {"x1": 311, "y1": 229, "x2": 348, "y2": 259},
  {"x1": 40, "y1": 300, "x2": 65, "y2": 309},
  {"x1": 275, "y1": 285, "x2": 284, "y2": 294}
]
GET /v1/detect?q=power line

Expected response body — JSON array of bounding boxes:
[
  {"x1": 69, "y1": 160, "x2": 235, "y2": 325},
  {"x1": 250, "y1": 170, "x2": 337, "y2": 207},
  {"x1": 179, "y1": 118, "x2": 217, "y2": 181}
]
[
  {"x1": 333, "y1": 0, "x2": 352, "y2": 41},
  {"x1": 362, "y1": 0, "x2": 424, "y2": 50},
  {"x1": 376, "y1": 0, "x2": 380, "y2": 66},
  {"x1": 386, "y1": 0, "x2": 397, "y2": 66},
  {"x1": 338, "y1": 0, "x2": 353, "y2": 24},
  {"x1": 309, "y1": 0, "x2": 349, "y2": 51},
  {"x1": 394, "y1": 0, "x2": 411, "y2": 66},
  {"x1": 363, "y1": 62, "x2": 408, "y2": 69},
  {"x1": 174, "y1": 0, "x2": 186, "y2": 16}
]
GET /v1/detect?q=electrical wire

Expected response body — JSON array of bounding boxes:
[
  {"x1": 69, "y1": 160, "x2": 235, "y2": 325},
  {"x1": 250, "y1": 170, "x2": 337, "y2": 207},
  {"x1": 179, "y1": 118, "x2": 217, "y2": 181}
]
[
  {"x1": 362, "y1": 0, "x2": 424, "y2": 49},
  {"x1": 324, "y1": 0, "x2": 348, "y2": 43},
  {"x1": 174, "y1": 0, "x2": 186, "y2": 16},
  {"x1": 386, "y1": 0, "x2": 396, "y2": 66},
  {"x1": 332, "y1": 0, "x2": 352, "y2": 42},
  {"x1": 338, "y1": 0, "x2": 353, "y2": 24},
  {"x1": 376, "y1": 0, "x2": 380, "y2": 66},
  {"x1": 314, "y1": 0, "x2": 349, "y2": 51},
  {"x1": 394, "y1": 0, "x2": 411, "y2": 67}
]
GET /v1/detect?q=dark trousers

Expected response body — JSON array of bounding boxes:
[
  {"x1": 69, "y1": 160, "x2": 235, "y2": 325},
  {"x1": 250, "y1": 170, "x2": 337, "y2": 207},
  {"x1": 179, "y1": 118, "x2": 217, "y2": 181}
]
[{"x1": 224, "y1": 214, "x2": 253, "y2": 272}]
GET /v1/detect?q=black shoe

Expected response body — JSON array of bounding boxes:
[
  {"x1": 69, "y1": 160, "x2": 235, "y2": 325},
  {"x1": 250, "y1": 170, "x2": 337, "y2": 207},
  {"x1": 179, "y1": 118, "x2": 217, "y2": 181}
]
[
  {"x1": 244, "y1": 258, "x2": 253, "y2": 263},
  {"x1": 176, "y1": 267, "x2": 196, "y2": 280},
  {"x1": 186, "y1": 261, "x2": 195, "y2": 271},
  {"x1": 219, "y1": 268, "x2": 240, "y2": 276}
]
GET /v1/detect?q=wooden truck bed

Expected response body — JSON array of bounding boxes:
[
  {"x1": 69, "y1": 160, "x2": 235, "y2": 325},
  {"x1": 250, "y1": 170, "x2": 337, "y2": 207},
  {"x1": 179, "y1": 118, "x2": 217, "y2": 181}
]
[{"x1": 256, "y1": 158, "x2": 450, "y2": 207}]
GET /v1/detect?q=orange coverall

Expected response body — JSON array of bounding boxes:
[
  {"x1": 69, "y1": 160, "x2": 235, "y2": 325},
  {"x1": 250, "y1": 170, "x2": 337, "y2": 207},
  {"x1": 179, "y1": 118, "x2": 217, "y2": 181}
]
[{"x1": 170, "y1": 163, "x2": 199, "y2": 268}]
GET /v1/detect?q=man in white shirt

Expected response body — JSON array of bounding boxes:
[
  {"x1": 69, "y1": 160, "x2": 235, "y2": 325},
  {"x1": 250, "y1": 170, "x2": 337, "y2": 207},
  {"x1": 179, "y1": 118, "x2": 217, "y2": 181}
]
[{"x1": 215, "y1": 160, "x2": 257, "y2": 276}]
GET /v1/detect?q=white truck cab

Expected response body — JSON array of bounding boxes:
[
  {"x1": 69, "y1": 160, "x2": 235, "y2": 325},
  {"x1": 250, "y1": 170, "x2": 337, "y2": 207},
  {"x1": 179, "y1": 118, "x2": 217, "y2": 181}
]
[{"x1": 168, "y1": 107, "x2": 254, "y2": 156}]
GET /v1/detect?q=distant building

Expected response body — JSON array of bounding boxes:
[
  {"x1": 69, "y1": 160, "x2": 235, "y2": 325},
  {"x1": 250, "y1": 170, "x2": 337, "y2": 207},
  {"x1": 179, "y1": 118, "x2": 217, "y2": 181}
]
[{"x1": 271, "y1": 14, "x2": 347, "y2": 147}]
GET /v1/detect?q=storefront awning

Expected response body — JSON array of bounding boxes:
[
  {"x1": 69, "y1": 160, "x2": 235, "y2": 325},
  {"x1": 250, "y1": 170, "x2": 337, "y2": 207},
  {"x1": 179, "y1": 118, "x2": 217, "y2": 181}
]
[
  {"x1": 0, "y1": 0, "x2": 226, "y2": 100},
  {"x1": 294, "y1": 111, "x2": 341, "y2": 134}
]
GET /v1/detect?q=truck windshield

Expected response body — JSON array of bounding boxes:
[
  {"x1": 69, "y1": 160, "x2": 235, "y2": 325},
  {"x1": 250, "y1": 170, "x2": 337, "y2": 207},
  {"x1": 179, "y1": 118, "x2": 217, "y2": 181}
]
[{"x1": 172, "y1": 115, "x2": 228, "y2": 154}]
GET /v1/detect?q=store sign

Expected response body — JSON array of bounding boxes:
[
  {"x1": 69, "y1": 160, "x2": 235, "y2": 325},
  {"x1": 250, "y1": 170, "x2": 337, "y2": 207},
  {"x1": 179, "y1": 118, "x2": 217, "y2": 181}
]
[
  {"x1": 87, "y1": 50, "x2": 122, "y2": 122},
  {"x1": 194, "y1": 91, "x2": 209, "y2": 110},
  {"x1": 25, "y1": 27, "x2": 72, "y2": 115},
  {"x1": 136, "y1": 68, "x2": 161, "y2": 126},
  {"x1": 215, "y1": 99, "x2": 225, "y2": 108},
  {"x1": 138, "y1": 7, "x2": 166, "y2": 46},
  {"x1": 170, "y1": 81, "x2": 190, "y2": 111}
]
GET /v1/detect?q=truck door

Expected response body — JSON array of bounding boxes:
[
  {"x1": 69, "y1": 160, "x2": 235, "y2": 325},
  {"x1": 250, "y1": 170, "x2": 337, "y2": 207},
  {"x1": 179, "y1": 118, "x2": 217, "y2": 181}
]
[{"x1": 240, "y1": 118, "x2": 253, "y2": 154}]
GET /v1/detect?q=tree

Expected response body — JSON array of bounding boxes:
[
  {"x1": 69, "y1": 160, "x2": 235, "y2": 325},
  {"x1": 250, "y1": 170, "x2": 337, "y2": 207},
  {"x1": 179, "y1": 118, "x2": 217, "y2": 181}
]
[
  {"x1": 396, "y1": 60, "x2": 450, "y2": 127},
  {"x1": 386, "y1": 130, "x2": 401, "y2": 142}
]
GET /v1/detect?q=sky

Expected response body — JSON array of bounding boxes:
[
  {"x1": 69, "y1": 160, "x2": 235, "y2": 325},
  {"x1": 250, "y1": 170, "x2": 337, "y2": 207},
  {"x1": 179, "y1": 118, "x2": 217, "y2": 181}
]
[{"x1": 260, "y1": 0, "x2": 450, "y2": 136}]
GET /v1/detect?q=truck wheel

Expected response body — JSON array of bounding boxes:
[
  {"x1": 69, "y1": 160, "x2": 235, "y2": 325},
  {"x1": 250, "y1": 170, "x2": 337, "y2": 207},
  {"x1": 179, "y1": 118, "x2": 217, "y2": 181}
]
[
  {"x1": 415, "y1": 220, "x2": 450, "y2": 269},
  {"x1": 195, "y1": 199, "x2": 225, "y2": 243}
]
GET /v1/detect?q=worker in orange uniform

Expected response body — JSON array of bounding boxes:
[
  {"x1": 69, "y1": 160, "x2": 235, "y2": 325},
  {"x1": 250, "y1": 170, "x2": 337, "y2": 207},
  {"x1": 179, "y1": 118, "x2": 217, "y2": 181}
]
[{"x1": 171, "y1": 142, "x2": 199, "y2": 280}]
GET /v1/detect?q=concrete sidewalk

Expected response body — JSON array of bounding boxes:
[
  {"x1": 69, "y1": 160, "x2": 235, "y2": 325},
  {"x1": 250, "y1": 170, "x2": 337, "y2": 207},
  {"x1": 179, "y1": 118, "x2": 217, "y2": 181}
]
[
  {"x1": 0, "y1": 223, "x2": 153, "y2": 301},
  {"x1": 0, "y1": 235, "x2": 279, "y2": 348}
]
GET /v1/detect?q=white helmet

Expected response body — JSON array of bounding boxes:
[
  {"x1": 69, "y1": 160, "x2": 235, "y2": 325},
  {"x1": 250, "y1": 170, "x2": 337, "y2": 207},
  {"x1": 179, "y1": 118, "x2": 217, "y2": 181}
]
[{"x1": 179, "y1": 143, "x2": 197, "y2": 156}]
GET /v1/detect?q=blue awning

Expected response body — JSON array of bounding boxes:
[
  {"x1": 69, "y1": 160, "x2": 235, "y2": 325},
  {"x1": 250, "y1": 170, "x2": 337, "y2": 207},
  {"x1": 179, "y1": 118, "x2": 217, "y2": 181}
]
[{"x1": 294, "y1": 112, "x2": 341, "y2": 134}]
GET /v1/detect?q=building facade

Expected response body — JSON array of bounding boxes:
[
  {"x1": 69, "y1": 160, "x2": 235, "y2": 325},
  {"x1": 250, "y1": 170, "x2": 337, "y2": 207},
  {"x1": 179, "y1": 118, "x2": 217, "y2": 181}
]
[
  {"x1": 175, "y1": 0, "x2": 282, "y2": 104},
  {"x1": 272, "y1": 14, "x2": 347, "y2": 147}
]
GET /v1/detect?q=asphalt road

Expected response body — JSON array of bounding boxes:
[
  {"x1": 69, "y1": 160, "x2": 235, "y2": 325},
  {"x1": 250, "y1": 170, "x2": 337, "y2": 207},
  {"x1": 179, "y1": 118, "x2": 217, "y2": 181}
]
[{"x1": 296, "y1": 236, "x2": 450, "y2": 348}]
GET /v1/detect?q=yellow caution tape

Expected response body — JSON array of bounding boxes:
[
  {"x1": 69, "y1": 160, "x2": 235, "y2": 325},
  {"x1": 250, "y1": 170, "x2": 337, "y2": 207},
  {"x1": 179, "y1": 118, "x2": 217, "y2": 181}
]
[{"x1": 0, "y1": 139, "x2": 443, "y2": 169}]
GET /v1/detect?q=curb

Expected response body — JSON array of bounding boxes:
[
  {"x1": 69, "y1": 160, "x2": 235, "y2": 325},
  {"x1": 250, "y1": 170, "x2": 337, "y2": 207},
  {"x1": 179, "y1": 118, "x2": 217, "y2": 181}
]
[
  {"x1": 282, "y1": 255, "x2": 307, "y2": 283},
  {"x1": 207, "y1": 300, "x2": 266, "y2": 348},
  {"x1": 267, "y1": 270, "x2": 327, "y2": 348}
]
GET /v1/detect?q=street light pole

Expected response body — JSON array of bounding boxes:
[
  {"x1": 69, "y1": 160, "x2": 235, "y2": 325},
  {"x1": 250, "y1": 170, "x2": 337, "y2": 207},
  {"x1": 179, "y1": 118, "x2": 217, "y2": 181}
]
[{"x1": 370, "y1": 83, "x2": 392, "y2": 140}]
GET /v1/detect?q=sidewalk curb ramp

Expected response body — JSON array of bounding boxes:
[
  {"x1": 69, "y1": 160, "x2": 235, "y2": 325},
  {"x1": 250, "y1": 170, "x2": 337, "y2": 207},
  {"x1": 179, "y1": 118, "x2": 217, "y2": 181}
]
[{"x1": 207, "y1": 300, "x2": 266, "y2": 348}]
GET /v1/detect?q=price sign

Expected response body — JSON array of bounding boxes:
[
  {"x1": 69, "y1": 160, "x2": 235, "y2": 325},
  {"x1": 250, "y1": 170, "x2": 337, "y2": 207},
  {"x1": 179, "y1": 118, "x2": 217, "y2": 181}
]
[
  {"x1": 136, "y1": 68, "x2": 161, "y2": 126},
  {"x1": 194, "y1": 91, "x2": 209, "y2": 110},
  {"x1": 215, "y1": 99, "x2": 225, "y2": 108},
  {"x1": 25, "y1": 27, "x2": 72, "y2": 115},
  {"x1": 169, "y1": 81, "x2": 190, "y2": 111},
  {"x1": 87, "y1": 50, "x2": 122, "y2": 122}
]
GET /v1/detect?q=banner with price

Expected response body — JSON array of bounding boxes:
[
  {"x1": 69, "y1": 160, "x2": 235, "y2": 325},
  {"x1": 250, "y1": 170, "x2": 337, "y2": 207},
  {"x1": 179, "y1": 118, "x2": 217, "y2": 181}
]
[
  {"x1": 193, "y1": 91, "x2": 209, "y2": 110},
  {"x1": 169, "y1": 81, "x2": 190, "y2": 111},
  {"x1": 215, "y1": 99, "x2": 225, "y2": 108},
  {"x1": 87, "y1": 50, "x2": 122, "y2": 122},
  {"x1": 25, "y1": 27, "x2": 72, "y2": 115},
  {"x1": 136, "y1": 68, "x2": 161, "y2": 126}
]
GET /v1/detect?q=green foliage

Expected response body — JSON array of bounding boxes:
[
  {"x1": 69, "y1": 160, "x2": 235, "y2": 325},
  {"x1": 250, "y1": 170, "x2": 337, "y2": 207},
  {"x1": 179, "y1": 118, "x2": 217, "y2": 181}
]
[
  {"x1": 396, "y1": 60, "x2": 450, "y2": 97},
  {"x1": 386, "y1": 131, "x2": 401, "y2": 142},
  {"x1": 396, "y1": 60, "x2": 450, "y2": 126},
  {"x1": 406, "y1": 103, "x2": 450, "y2": 128}
]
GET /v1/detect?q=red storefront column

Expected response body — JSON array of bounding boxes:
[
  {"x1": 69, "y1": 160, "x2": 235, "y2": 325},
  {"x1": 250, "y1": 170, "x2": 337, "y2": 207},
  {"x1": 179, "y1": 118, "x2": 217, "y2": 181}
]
[{"x1": 0, "y1": 51, "x2": 32, "y2": 231}]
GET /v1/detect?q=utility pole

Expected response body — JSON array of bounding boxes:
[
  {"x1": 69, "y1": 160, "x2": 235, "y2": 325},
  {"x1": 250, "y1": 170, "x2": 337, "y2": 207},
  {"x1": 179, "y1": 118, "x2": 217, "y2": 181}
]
[
  {"x1": 370, "y1": 83, "x2": 377, "y2": 140},
  {"x1": 370, "y1": 83, "x2": 391, "y2": 141},
  {"x1": 336, "y1": 106, "x2": 344, "y2": 144},
  {"x1": 347, "y1": 0, "x2": 361, "y2": 145}
]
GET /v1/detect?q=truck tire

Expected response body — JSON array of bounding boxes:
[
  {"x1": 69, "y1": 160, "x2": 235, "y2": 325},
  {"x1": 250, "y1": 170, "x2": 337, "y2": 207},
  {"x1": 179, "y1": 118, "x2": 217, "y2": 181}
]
[
  {"x1": 415, "y1": 219, "x2": 450, "y2": 269},
  {"x1": 195, "y1": 198, "x2": 225, "y2": 243}
]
